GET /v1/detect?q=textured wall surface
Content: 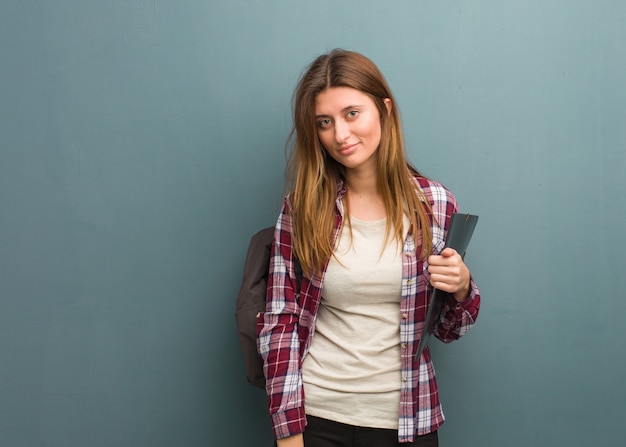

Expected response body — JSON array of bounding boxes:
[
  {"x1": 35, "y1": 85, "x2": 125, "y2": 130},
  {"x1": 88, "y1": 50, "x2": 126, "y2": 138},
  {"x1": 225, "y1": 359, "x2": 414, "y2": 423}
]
[{"x1": 1, "y1": 1, "x2": 624, "y2": 446}]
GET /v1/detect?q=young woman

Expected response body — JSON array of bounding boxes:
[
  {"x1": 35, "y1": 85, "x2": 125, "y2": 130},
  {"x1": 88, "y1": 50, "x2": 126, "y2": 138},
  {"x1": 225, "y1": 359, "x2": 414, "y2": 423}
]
[{"x1": 257, "y1": 49, "x2": 480, "y2": 447}]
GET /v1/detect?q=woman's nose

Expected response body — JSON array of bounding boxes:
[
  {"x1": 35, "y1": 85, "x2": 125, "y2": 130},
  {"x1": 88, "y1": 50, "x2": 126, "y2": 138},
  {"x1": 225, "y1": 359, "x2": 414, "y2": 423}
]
[{"x1": 334, "y1": 119, "x2": 350, "y2": 143}]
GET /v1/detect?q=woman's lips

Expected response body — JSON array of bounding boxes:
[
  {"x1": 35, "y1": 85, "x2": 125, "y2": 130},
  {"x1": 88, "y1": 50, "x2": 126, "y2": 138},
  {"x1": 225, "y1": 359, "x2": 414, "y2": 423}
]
[{"x1": 338, "y1": 143, "x2": 357, "y2": 155}]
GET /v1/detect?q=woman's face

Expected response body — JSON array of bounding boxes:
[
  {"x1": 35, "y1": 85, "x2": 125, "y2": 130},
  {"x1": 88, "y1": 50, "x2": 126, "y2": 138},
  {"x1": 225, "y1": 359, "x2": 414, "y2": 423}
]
[{"x1": 315, "y1": 86, "x2": 387, "y2": 173}]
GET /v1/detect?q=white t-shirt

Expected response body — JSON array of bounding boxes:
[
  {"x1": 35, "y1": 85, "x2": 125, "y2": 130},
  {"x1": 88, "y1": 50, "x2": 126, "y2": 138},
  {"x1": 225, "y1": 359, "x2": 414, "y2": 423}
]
[{"x1": 302, "y1": 215, "x2": 407, "y2": 429}]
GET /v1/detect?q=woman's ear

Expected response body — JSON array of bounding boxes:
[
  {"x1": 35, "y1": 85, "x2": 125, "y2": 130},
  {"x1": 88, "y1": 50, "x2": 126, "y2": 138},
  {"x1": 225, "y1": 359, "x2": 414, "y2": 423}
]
[{"x1": 384, "y1": 98, "x2": 392, "y2": 115}]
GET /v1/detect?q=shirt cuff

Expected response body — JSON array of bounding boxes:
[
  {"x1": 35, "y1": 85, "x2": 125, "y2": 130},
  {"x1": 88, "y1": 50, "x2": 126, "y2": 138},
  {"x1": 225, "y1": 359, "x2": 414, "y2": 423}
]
[
  {"x1": 447, "y1": 280, "x2": 479, "y2": 316},
  {"x1": 272, "y1": 406, "x2": 307, "y2": 440}
]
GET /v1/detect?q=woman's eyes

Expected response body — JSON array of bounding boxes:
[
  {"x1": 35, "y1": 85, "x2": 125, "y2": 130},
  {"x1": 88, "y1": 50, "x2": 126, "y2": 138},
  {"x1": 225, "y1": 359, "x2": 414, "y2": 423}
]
[
  {"x1": 317, "y1": 110, "x2": 359, "y2": 128},
  {"x1": 318, "y1": 119, "x2": 332, "y2": 128},
  {"x1": 317, "y1": 110, "x2": 359, "y2": 129}
]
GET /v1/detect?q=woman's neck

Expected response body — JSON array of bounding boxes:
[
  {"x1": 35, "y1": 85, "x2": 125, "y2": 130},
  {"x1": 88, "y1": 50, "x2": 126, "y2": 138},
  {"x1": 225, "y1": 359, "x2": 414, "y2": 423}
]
[
  {"x1": 344, "y1": 170, "x2": 386, "y2": 221},
  {"x1": 344, "y1": 167, "x2": 378, "y2": 197}
]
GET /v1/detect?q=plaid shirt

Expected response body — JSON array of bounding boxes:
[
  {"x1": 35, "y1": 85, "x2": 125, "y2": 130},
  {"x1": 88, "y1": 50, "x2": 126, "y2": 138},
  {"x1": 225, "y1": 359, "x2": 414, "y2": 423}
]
[{"x1": 257, "y1": 176, "x2": 480, "y2": 443}]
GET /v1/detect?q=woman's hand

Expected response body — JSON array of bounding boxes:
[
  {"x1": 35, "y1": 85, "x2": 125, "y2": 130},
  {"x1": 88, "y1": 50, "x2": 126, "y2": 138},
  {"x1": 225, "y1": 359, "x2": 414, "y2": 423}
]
[
  {"x1": 276, "y1": 433, "x2": 304, "y2": 447},
  {"x1": 427, "y1": 248, "x2": 471, "y2": 302}
]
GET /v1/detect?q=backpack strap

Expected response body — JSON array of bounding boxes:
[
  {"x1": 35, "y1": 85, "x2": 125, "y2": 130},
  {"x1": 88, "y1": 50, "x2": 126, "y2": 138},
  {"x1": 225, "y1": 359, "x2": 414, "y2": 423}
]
[{"x1": 294, "y1": 257, "x2": 303, "y2": 299}]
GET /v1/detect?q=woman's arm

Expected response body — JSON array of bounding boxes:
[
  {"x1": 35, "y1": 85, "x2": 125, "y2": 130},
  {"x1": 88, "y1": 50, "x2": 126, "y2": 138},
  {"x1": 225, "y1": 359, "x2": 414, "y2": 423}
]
[
  {"x1": 421, "y1": 178, "x2": 480, "y2": 342},
  {"x1": 276, "y1": 433, "x2": 304, "y2": 447},
  {"x1": 428, "y1": 247, "x2": 480, "y2": 342},
  {"x1": 256, "y1": 198, "x2": 307, "y2": 440}
]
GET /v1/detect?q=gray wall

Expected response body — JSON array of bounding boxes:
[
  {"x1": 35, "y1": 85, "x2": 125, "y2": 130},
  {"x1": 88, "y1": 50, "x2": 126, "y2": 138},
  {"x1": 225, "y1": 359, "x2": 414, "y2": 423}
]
[{"x1": 1, "y1": 1, "x2": 625, "y2": 446}]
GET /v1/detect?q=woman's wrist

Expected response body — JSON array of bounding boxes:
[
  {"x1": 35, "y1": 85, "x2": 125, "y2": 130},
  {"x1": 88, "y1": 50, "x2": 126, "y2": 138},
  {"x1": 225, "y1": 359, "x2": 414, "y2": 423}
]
[
  {"x1": 453, "y1": 281, "x2": 471, "y2": 303},
  {"x1": 276, "y1": 433, "x2": 304, "y2": 447}
]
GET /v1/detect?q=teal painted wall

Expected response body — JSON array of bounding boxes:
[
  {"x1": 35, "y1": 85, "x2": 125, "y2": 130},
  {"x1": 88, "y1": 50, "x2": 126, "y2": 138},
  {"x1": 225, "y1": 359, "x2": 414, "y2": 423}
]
[{"x1": 1, "y1": 1, "x2": 624, "y2": 446}]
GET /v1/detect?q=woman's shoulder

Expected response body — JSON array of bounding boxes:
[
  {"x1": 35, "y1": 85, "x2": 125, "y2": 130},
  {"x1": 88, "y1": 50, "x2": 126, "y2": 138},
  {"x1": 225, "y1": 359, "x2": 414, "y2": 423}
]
[{"x1": 412, "y1": 175, "x2": 456, "y2": 205}]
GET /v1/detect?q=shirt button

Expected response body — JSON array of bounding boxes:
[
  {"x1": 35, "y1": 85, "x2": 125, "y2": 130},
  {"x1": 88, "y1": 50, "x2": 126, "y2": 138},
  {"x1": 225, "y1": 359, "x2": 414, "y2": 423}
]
[
  {"x1": 401, "y1": 343, "x2": 407, "y2": 349},
  {"x1": 402, "y1": 313, "x2": 408, "y2": 319},
  {"x1": 402, "y1": 376, "x2": 408, "y2": 382},
  {"x1": 406, "y1": 279, "x2": 412, "y2": 285}
]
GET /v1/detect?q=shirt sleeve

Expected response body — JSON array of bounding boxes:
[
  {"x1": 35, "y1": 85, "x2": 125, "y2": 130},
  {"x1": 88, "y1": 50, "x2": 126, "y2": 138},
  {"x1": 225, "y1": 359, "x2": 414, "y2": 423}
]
[{"x1": 256, "y1": 198, "x2": 307, "y2": 439}]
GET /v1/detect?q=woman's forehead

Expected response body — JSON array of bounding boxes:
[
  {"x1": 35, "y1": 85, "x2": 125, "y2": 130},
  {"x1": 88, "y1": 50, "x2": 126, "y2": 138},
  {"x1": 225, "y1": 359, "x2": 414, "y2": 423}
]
[{"x1": 314, "y1": 87, "x2": 374, "y2": 113}]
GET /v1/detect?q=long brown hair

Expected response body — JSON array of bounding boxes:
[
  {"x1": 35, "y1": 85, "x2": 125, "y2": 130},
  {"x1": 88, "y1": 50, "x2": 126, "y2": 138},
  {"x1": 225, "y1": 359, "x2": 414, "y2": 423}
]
[{"x1": 287, "y1": 49, "x2": 433, "y2": 275}]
